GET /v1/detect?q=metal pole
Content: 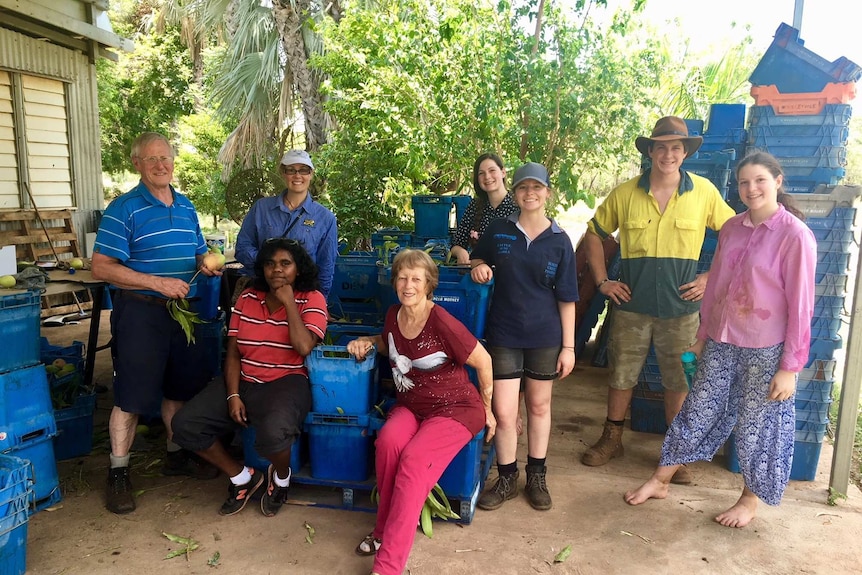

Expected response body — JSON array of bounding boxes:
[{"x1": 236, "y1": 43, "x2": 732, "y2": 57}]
[{"x1": 793, "y1": 0, "x2": 804, "y2": 31}]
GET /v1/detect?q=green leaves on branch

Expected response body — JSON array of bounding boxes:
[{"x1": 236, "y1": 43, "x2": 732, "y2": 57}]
[{"x1": 166, "y1": 298, "x2": 205, "y2": 345}]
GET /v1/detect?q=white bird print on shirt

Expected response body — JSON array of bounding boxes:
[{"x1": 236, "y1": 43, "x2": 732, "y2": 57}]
[{"x1": 388, "y1": 332, "x2": 448, "y2": 392}]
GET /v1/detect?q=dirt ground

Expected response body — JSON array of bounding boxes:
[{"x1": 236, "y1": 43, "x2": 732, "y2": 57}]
[{"x1": 22, "y1": 311, "x2": 862, "y2": 575}]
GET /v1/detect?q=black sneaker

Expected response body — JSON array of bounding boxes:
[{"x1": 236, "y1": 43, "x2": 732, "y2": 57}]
[
  {"x1": 219, "y1": 468, "x2": 264, "y2": 516},
  {"x1": 106, "y1": 467, "x2": 136, "y2": 514},
  {"x1": 260, "y1": 464, "x2": 290, "y2": 517},
  {"x1": 163, "y1": 449, "x2": 220, "y2": 480},
  {"x1": 477, "y1": 470, "x2": 519, "y2": 511}
]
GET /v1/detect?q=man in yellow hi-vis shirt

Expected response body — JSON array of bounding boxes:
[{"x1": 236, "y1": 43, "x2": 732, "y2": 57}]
[{"x1": 581, "y1": 116, "x2": 735, "y2": 485}]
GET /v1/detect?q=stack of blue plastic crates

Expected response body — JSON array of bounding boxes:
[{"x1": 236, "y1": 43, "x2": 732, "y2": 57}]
[
  {"x1": 0, "y1": 454, "x2": 33, "y2": 575},
  {"x1": 747, "y1": 23, "x2": 859, "y2": 196},
  {"x1": 0, "y1": 291, "x2": 61, "y2": 512}
]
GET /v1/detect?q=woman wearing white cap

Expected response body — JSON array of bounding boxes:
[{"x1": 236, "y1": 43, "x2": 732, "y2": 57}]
[
  {"x1": 235, "y1": 149, "x2": 338, "y2": 298},
  {"x1": 470, "y1": 162, "x2": 579, "y2": 512}
]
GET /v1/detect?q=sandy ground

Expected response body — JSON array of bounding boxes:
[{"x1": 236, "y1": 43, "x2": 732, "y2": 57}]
[{"x1": 22, "y1": 312, "x2": 862, "y2": 575}]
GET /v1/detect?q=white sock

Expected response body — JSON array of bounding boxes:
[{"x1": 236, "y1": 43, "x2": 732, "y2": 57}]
[
  {"x1": 110, "y1": 453, "x2": 130, "y2": 468},
  {"x1": 273, "y1": 468, "x2": 291, "y2": 488},
  {"x1": 230, "y1": 467, "x2": 253, "y2": 486}
]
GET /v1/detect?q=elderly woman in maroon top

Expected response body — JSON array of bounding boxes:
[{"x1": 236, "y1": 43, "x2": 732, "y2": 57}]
[{"x1": 347, "y1": 249, "x2": 495, "y2": 575}]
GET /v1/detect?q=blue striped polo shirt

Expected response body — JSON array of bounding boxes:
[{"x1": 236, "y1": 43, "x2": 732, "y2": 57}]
[{"x1": 93, "y1": 181, "x2": 207, "y2": 297}]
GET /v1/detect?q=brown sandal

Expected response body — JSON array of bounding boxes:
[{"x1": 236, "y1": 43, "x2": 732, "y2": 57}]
[{"x1": 355, "y1": 532, "x2": 382, "y2": 556}]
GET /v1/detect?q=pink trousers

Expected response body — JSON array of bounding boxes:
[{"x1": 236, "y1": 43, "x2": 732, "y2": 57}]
[{"x1": 371, "y1": 406, "x2": 474, "y2": 575}]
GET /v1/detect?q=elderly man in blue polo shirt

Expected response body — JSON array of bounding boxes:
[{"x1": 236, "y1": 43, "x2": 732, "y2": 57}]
[
  {"x1": 234, "y1": 149, "x2": 338, "y2": 298},
  {"x1": 580, "y1": 117, "x2": 735, "y2": 485},
  {"x1": 92, "y1": 132, "x2": 221, "y2": 515}
]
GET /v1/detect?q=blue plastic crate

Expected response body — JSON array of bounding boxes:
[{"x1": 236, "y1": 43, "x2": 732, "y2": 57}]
[
  {"x1": 811, "y1": 228, "x2": 856, "y2": 252},
  {"x1": 815, "y1": 251, "x2": 851, "y2": 275},
  {"x1": 805, "y1": 207, "x2": 856, "y2": 231},
  {"x1": 452, "y1": 196, "x2": 471, "y2": 227},
  {"x1": 438, "y1": 430, "x2": 492, "y2": 499},
  {"x1": 192, "y1": 274, "x2": 221, "y2": 320},
  {"x1": 0, "y1": 500, "x2": 29, "y2": 575},
  {"x1": 800, "y1": 358, "x2": 836, "y2": 380},
  {"x1": 808, "y1": 336, "x2": 842, "y2": 363},
  {"x1": 306, "y1": 412, "x2": 377, "y2": 481},
  {"x1": 240, "y1": 426, "x2": 304, "y2": 473},
  {"x1": 630, "y1": 390, "x2": 666, "y2": 435},
  {"x1": 39, "y1": 338, "x2": 85, "y2": 389},
  {"x1": 53, "y1": 393, "x2": 96, "y2": 461},
  {"x1": 0, "y1": 291, "x2": 41, "y2": 375},
  {"x1": 307, "y1": 346, "x2": 378, "y2": 415},
  {"x1": 330, "y1": 252, "x2": 381, "y2": 301},
  {"x1": 0, "y1": 365, "x2": 56, "y2": 449},
  {"x1": 327, "y1": 297, "x2": 384, "y2": 326},
  {"x1": 5, "y1": 434, "x2": 60, "y2": 513},
  {"x1": 814, "y1": 273, "x2": 848, "y2": 297},
  {"x1": 796, "y1": 397, "x2": 832, "y2": 421},
  {"x1": 796, "y1": 379, "x2": 834, "y2": 402},
  {"x1": 749, "y1": 131, "x2": 849, "y2": 149},
  {"x1": 749, "y1": 146, "x2": 846, "y2": 169},
  {"x1": 791, "y1": 186, "x2": 861, "y2": 218},
  {"x1": 811, "y1": 314, "x2": 842, "y2": 339},
  {"x1": 748, "y1": 123, "x2": 849, "y2": 144},
  {"x1": 749, "y1": 23, "x2": 862, "y2": 92},
  {"x1": 784, "y1": 168, "x2": 846, "y2": 194},
  {"x1": 325, "y1": 323, "x2": 382, "y2": 346},
  {"x1": 412, "y1": 195, "x2": 455, "y2": 238},
  {"x1": 707, "y1": 103, "x2": 746, "y2": 134},
  {"x1": 371, "y1": 228, "x2": 413, "y2": 251},
  {"x1": 814, "y1": 294, "x2": 845, "y2": 319},
  {"x1": 683, "y1": 118, "x2": 704, "y2": 136},
  {"x1": 794, "y1": 421, "x2": 828, "y2": 442},
  {"x1": 748, "y1": 104, "x2": 852, "y2": 131},
  {"x1": 0, "y1": 455, "x2": 31, "y2": 518}
]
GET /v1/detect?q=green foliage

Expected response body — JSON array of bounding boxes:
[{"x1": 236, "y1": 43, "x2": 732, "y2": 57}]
[
  {"x1": 314, "y1": 0, "x2": 659, "y2": 246},
  {"x1": 174, "y1": 113, "x2": 231, "y2": 225},
  {"x1": 98, "y1": 26, "x2": 195, "y2": 175}
]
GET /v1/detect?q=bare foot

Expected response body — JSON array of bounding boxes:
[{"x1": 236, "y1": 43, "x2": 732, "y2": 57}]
[
  {"x1": 624, "y1": 477, "x2": 670, "y2": 505},
  {"x1": 715, "y1": 490, "x2": 758, "y2": 528},
  {"x1": 516, "y1": 413, "x2": 524, "y2": 436}
]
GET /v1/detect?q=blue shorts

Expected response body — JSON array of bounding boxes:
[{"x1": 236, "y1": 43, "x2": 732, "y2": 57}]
[
  {"x1": 110, "y1": 290, "x2": 215, "y2": 415},
  {"x1": 488, "y1": 346, "x2": 559, "y2": 380}
]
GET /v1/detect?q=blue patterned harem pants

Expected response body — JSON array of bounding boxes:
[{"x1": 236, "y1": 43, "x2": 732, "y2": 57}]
[{"x1": 659, "y1": 339, "x2": 795, "y2": 505}]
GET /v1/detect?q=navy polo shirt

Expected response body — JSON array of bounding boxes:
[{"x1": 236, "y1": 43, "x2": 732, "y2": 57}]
[{"x1": 471, "y1": 215, "x2": 579, "y2": 348}]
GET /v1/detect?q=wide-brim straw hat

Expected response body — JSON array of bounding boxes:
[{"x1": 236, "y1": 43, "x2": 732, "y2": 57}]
[{"x1": 635, "y1": 116, "x2": 703, "y2": 158}]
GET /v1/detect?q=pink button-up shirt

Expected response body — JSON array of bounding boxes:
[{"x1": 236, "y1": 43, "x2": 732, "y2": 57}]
[{"x1": 696, "y1": 204, "x2": 817, "y2": 372}]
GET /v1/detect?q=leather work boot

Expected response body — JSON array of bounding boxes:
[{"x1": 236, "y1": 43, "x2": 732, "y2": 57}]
[
  {"x1": 477, "y1": 470, "x2": 519, "y2": 511},
  {"x1": 524, "y1": 465, "x2": 552, "y2": 511},
  {"x1": 581, "y1": 421, "x2": 624, "y2": 466}
]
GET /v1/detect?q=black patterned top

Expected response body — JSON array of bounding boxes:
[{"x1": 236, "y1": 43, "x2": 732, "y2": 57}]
[{"x1": 452, "y1": 194, "x2": 518, "y2": 250}]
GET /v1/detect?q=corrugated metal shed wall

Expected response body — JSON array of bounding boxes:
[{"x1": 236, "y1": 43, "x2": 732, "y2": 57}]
[{"x1": 0, "y1": 25, "x2": 103, "y2": 240}]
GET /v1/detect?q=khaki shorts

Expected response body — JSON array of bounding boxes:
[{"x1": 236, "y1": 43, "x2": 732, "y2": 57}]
[{"x1": 608, "y1": 309, "x2": 699, "y2": 392}]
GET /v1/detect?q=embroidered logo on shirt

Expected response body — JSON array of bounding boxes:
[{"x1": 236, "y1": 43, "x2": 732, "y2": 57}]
[{"x1": 303, "y1": 219, "x2": 315, "y2": 227}]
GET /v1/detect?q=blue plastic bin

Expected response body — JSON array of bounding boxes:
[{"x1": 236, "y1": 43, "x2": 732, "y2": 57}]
[
  {"x1": 748, "y1": 104, "x2": 852, "y2": 131},
  {"x1": 796, "y1": 379, "x2": 834, "y2": 403},
  {"x1": 371, "y1": 228, "x2": 413, "y2": 251},
  {"x1": 306, "y1": 412, "x2": 377, "y2": 481},
  {"x1": 800, "y1": 358, "x2": 836, "y2": 380},
  {"x1": 241, "y1": 426, "x2": 304, "y2": 473},
  {"x1": 725, "y1": 432, "x2": 824, "y2": 480},
  {"x1": 815, "y1": 251, "x2": 851, "y2": 275},
  {"x1": 6, "y1": 434, "x2": 60, "y2": 513},
  {"x1": 0, "y1": 365, "x2": 56, "y2": 450},
  {"x1": 683, "y1": 118, "x2": 704, "y2": 136},
  {"x1": 0, "y1": 498, "x2": 29, "y2": 575},
  {"x1": 807, "y1": 336, "x2": 842, "y2": 364},
  {"x1": 814, "y1": 273, "x2": 848, "y2": 297},
  {"x1": 452, "y1": 196, "x2": 471, "y2": 227},
  {"x1": 630, "y1": 390, "x2": 667, "y2": 435},
  {"x1": 193, "y1": 274, "x2": 221, "y2": 320},
  {"x1": 0, "y1": 455, "x2": 31, "y2": 519},
  {"x1": 412, "y1": 195, "x2": 455, "y2": 238},
  {"x1": 198, "y1": 311, "x2": 225, "y2": 376},
  {"x1": 53, "y1": 393, "x2": 97, "y2": 461},
  {"x1": 749, "y1": 23, "x2": 862, "y2": 92},
  {"x1": 0, "y1": 291, "x2": 41, "y2": 374},
  {"x1": 438, "y1": 430, "x2": 490, "y2": 499},
  {"x1": 331, "y1": 252, "x2": 381, "y2": 301},
  {"x1": 327, "y1": 297, "x2": 385, "y2": 326},
  {"x1": 805, "y1": 207, "x2": 856, "y2": 231},
  {"x1": 306, "y1": 346, "x2": 378, "y2": 415},
  {"x1": 706, "y1": 104, "x2": 747, "y2": 134}
]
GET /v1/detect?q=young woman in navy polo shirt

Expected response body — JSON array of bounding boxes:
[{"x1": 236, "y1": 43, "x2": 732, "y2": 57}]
[{"x1": 470, "y1": 162, "x2": 579, "y2": 511}]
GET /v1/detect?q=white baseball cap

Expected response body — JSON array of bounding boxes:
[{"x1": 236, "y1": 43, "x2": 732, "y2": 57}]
[{"x1": 280, "y1": 149, "x2": 314, "y2": 170}]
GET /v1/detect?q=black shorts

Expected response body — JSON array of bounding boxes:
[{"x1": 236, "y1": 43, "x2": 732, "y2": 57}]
[
  {"x1": 172, "y1": 374, "x2": 311, "y2": 456},
  {"x1": 110, "y1": 291, "x2": 214, "y2": 415},
  {"x1": 489, "y1": 345, "x2": 560, "y2": 381}
]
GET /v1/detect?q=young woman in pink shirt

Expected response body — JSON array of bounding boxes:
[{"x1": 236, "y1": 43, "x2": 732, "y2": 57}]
[{"x1": 624, "y1": 152, "x2": 817, "y2": 528}]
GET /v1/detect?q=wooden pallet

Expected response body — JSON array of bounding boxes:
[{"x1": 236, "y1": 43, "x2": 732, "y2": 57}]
[{"x1": 0, "y1": 209, "x2": 93, "y2": 316}]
